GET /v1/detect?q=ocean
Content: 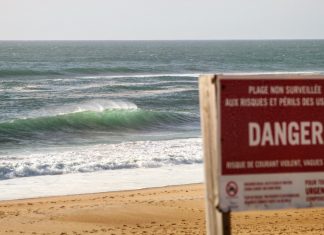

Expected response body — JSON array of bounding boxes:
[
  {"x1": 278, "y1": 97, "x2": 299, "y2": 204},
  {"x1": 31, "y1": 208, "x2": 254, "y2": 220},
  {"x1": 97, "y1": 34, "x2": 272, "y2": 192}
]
[{"x1": 1, "y1": 40, "x2": 324, "y2": 200}]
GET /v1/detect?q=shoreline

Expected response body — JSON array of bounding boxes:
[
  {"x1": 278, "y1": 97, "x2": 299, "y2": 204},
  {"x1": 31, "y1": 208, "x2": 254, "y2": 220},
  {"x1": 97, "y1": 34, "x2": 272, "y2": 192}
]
[
  {"x1": 0, "y1": 164, "x2": 204, "y2": 201},
  {"x1": 0, "y1": 182, "x2": 203, "y2": 203}
]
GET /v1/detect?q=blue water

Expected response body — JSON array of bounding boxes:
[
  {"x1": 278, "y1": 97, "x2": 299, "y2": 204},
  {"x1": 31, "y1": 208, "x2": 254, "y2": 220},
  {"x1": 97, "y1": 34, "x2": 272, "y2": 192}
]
[{"x1": 0, "y1": 40, "x2": 323, "y2": 180}]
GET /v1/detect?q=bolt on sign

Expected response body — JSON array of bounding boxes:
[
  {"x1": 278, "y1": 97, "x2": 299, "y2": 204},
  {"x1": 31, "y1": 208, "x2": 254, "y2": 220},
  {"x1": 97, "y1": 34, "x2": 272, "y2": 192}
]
[{"x1": 199, "y1": 74, "x2": 324, "y2": 235}]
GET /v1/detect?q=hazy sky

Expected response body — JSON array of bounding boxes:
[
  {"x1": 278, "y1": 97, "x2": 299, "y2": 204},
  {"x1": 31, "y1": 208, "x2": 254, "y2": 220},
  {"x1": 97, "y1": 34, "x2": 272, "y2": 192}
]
[{"x1": 1, "y1": 0, "x2": 324, "y2": 40}]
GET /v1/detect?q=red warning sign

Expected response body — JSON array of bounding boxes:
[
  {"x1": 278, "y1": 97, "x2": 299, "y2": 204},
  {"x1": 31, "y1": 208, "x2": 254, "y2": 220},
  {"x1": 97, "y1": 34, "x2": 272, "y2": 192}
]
[
  {"x1": 200, "y1": 74, "x2": 324, "y2": 235},
  {"x1": 220, "y1": 77, "x2": 324, "y2": 175},
  {"x1": 215, "y1": 75, "x2": 324, "y2": 211}
]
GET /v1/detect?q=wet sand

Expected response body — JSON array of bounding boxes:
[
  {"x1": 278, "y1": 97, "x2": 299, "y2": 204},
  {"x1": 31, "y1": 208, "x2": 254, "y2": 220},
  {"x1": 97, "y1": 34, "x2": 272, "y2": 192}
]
[{"x1": 1, "y1": 183, "x2": 324, "y2": 235}]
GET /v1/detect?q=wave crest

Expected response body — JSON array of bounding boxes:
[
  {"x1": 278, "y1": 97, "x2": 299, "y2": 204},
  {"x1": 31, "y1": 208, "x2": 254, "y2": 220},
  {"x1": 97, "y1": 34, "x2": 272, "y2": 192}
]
[{"x1": 0, "y1": 103, "x2": 198, "y2": 143}]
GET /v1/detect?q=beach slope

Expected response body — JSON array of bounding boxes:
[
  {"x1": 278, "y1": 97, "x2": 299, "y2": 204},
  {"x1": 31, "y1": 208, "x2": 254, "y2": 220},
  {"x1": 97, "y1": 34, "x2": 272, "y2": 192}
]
[
  {"x1": 1, "y1": 184, "x2": 324, "y2": 235},
  {"x1": 0, "y1": 184, "x2": 205, "y2": 235}
]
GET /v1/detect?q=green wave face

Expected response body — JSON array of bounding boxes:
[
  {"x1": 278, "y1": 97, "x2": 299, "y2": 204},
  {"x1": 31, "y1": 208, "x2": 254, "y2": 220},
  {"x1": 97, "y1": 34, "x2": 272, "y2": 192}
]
[{"x1": 0, "y1": 109, "x2": 198, "y2": 142}]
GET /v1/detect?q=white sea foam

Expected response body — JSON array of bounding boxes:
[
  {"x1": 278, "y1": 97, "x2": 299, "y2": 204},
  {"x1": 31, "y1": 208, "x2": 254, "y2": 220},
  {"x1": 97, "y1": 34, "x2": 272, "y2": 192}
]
[
  {"x1": 85, "y1": 88, "x2": 197, "y2": 99},
  {"x1": 78, "y1": 73, "x2": 200, "y2": 79},
  {"x1": 66, "y1": 80, "x2": 197, "y2": 92},
  {"x1": 77, "y1": 72, "x2": 324, "y2": 80},
  {"x1": 224, "y1": 71, "x2": 323, "y2": 75},
  {"x1": 64, "y1": 99, "x2": 138, "y2": 113},
  {"x1": 0, "y1": 164, "x2": 203, "y2": 201},
  {"x1": 17, "y1": 99, "x2": 138, "y2": 120},
  {"x1": 0, "y1": 138, "x2": 202, "y2": 180}
]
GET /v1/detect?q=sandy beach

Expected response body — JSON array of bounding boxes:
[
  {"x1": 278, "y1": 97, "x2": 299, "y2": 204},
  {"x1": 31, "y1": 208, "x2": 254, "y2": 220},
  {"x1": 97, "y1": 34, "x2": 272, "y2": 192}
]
[
  {"x1": 0, "y1": 184, "x2": 205, "y2": 235},
  {"x1": 1, "y1": 183, "x2": 324, "y2": 235}
]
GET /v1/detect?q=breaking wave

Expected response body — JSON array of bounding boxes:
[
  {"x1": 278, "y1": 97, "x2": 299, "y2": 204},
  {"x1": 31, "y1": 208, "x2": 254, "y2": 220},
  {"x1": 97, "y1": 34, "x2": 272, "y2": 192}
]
[
  {"x1": 0, "y1": 138, "x2": 202, "y2": 180},
  {"x1": 0, "y1": 101, "x2": 198, "y2": 143}
]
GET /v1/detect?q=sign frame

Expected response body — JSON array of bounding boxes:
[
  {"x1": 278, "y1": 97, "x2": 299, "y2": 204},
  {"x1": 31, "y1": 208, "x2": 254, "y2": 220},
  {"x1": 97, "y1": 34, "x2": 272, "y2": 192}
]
[
  {"x1": 199, "y1": 74, "x2": 324, "y2": 235},
  {"x1": 200, "y1": 75, "x2": 229, "y2": 235}
]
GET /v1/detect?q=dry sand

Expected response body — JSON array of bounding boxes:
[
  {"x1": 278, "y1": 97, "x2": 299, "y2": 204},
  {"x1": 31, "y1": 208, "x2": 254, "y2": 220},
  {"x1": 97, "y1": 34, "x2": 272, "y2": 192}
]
[{"x1": 1, "y1": 183, "x2": 324, "y2": 235}]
